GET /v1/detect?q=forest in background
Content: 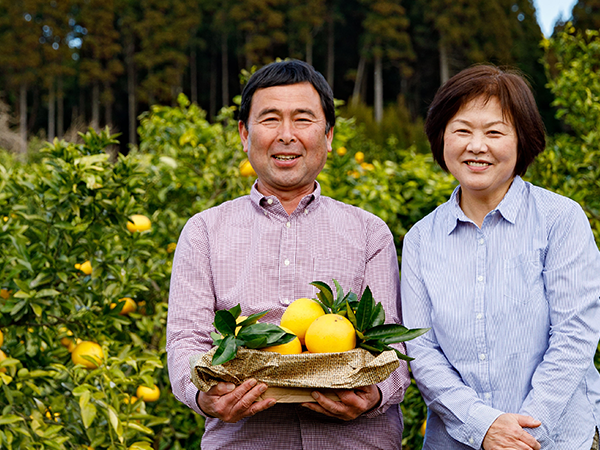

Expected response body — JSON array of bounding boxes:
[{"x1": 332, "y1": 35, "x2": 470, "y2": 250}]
[{"x1": 1, "y1": 0, "x2": 596, "y2": 154}]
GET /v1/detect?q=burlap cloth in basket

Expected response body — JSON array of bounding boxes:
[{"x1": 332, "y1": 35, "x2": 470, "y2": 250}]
[{"x1": 190, "y1": 347, "x2": 399, "y2": 402}]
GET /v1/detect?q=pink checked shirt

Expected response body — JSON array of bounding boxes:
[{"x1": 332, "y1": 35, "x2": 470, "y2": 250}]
[{"x1": 166, "y1": 182, "x2": 410, "y2": 449}]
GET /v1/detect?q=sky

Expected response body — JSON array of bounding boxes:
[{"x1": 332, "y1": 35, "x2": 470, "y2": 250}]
[{"x1": 534, "y1": 0, "x2": 578, "y2": 36}]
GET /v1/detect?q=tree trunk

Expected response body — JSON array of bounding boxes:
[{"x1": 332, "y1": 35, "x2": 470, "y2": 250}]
[
  {"x1": 221, "y1": 31, "x2": 229, "y2": 107},
  {"x1": 351, "y1": 52, "x2": 367, "y2": 107},
  {"x1": 48, "y1": 79, "x2": 56, "y2": 141},
  {"x1": 91, "y1": 81, "x2": 100, "y2": 130},
  {"x1": 57, "y1": 76, "x2": 64, "y2": 138},
  {"x1": 305, "y1": 32, "x2": 313, "y2": 66},
  {"x1": 126, "y1": 37, "x2": 137, "y2": 146},
  {"x1": 190, "y1": 47, "x2": 197, "y2": 104},
  {"x1": 19, "y1": 83, "x2": 27, "y2": 154},
  {"x1": 327, "y1": 16, "x2": 335, "y2": 90},
  {"x1": 210, "y1": 55, "x2": 217, "y2": 119},
  {"x1": 104, "y1": 81, "x2": 112, "y2": 128},
  {"x1": 439, "y1": 39, "x2": 449, "y2": 85},
  {"x1": 374, "y1": 53, "x2": 383, "y2": 124}
]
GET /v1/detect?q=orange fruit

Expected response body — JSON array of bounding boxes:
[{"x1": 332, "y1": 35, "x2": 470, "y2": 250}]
[
  {"x1": 336, "y1": 147, "x2": 347, "y2": 156},
  {"x1": 0, "y1": 288, "x2": 10, "y2": 300},
  {"x1": 305, "y1": 314, "x2": 356, "y2": 353},
  {"x1": 0, "y1": 329, "x2": 3, "y2": 347},
  {"x1": 136, "y1": 384, "x2": 160, "y2": 402},
  {"x1": 75, "y1": 260, "x2": 93, "y2": 275},
  {"x1": 420, "y1": 419, "x2": 427, "y2": 436},
  {"x1": 354, "y1": 151, "x2": 365, "y2": 164},
  {"x1": 261, "y1": 326, "x2": 302, "y2": 355},
  {"x1": 239, "y1": 159, "x2": 257, "y2": 177},
  {"x1": 280, "y1": 298, "x2": 325, "y2": 345},
  {"x1": 71, "y1": 341, "x2": 104, "y2": 369},
  {"x1": 0, "y1": 349, "x2": 7, "y2": 373},
  {"x1": 110, "y1": 297, "x2": 137, "y2": 315},
  {"x1": 127, "y1": 214, "x2": 151, "y2": 233}
]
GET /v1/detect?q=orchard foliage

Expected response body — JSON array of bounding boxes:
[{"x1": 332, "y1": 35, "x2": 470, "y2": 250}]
[{"x1": 2, "y1": 25, "x2": 600, "y2": 447}]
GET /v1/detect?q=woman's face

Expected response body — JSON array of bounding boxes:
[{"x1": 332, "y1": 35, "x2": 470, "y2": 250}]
[{"x1": 443, "y1": 96, "x2": 518, "y2": 207}]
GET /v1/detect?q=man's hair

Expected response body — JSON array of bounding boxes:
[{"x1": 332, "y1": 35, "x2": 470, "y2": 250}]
[
  {"x1": 425, "y1": 65, "x2": 546, "y2": 176},
  {"x1": 239, "y1": 60, "x2": 336, "y2": 133}
]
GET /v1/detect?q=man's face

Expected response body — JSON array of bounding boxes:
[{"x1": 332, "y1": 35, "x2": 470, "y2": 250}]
[{"x1": 239, "y1": 82, "x2": 333, "y2": 201}]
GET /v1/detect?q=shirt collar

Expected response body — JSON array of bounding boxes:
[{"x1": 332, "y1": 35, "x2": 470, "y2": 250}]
[
  {"x1": 446, "y1": 175, "x2": 525, "y2": 234},
  {"x1": 250, "y1": 181, "x2": 321, "y2": 216}
]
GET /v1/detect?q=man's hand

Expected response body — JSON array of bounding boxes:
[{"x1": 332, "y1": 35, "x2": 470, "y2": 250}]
[
  {"x1": 483, "y1": 413, "x2": 541, "y2": 450},
  {"x1": 197, "y1": 379, "x2": 276, "y2": 423},
  {"x1": 301, "y1": 385, "x2": 381, "y2": 421}
]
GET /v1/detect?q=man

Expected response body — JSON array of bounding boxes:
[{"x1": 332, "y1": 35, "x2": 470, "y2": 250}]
[{"x1": 166, "y1": 60, "x2": 410, "y2": 449}]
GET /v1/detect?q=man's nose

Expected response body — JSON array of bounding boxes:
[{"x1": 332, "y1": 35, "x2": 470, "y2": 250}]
[{"x1": 278, "y1": 120, "x2": 296, "y2": 144}]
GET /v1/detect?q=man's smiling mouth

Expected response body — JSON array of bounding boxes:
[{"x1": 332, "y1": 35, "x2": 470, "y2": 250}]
[{"x1": 274, "y1": 155, "x2": 300, "y2": 161}]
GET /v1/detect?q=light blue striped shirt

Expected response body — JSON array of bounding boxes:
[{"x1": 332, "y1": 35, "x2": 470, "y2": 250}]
[{"x1": 402, "y1": 176, "x2": 600, "y2": 449}]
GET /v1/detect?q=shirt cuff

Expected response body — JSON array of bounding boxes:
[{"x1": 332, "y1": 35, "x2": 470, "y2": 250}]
[
  {"x1": 186, "y1": 382, "x2": 206, "y2": 416},
  {"x1": 463, "y1": 405, "x2": 503, "y2": 449}
]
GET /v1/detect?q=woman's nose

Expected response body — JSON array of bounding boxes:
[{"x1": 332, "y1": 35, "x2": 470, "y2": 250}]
[{"x1": 466, "y1": 133, "x2": 487, "y2": 153}]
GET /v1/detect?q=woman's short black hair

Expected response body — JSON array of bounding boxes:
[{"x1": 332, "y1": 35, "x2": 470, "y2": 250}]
[
  {"x1": 425, "y1": 65, "x2": 546, "y2": 176},
  {"x1": 239, "y1": 60, "x2": 336, "y2": 133}
]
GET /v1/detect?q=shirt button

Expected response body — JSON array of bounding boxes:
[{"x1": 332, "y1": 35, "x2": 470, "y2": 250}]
[
  {"x1": 479, "y1": 353, "x2": 486, "y2": 361},
  {"x1": 267, "y1": 199, "x2": 273, "y2": 205},
  {"x1": 264, "y1": 211, "x2": 268, "y2": 216},
  {"x1": 281, "y1": 298, "x2": 290, "y2": 305},
  {"x1": 284, "y1": 259, "x2": 290, "y2": 266},
  {"x1": 304, "y1": 209, "x2": 308, "y2": 215},
  {"x1": 479, "y1": 238, "x2": 484, "y2": 245},
  {"x1": 286, "y1": 222, "x2": 291, "y2": 228},
  {"x1": 469, "y1": 437, "x2": 474, "y2": 445},
  {"x1": 476, "y1": 313, "x2": 483, "y2": 320},
  {"x1": 484, "y1": 392, "x2": 491, "y2": 400},
  {"x1": 477, "y1": 275, "x2": 484, "y2": 282}
]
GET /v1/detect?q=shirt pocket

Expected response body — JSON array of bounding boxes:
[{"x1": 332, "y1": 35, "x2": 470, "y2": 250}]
[
  {"x1": 503, "y1": 250, "x2": 544, "y2": 305},
  {"x1": 311, "y1": 256, "x2": 365, "y2": 298}
]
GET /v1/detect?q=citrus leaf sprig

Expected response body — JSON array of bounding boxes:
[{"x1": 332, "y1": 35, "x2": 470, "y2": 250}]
[
  {"x1": 310, "y1": 279, "x2": 358, "y2": 315},
  {"x1": 210, "y1": 304, "x2": 296, "y2": 365},
  {"x1": 312, "y1": 280, "x2": 430, "y2": 361}
]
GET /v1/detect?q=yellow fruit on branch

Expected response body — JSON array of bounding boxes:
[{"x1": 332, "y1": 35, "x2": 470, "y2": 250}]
[
  {"x1": 0, "y1": 288, "x2": 10, "y2": 300},
  {"x1": 123, "y1": 395, "x2": 138, "y2": 405},
  {"x1": 239, "y1": 159, "x2": 257, "y2": 177},
  {"x1": 127, "y1": 214, "x2": 152, "y2": 233},
  {"x1": 136, "y1": 384, "x2": 160, "y2": 402},
  {"x1": 354, "y1": 151, "x2": 365, "y2": 164},
  {"x1": 0, "y1": 349, "x2": 7, "y2": 373},
  {"x1": 261, "y1": 326, "x2": 302, "y2": 355},
  {"x1": 75, "y1": 260, "x2": 93, "y2": 275},
  {"x1": 280, "y1": 298, "x2": 325, "y2": 345},
  {"x1": 420, "y1": 419, "x2": 427, "y2": 436},
  {"x1": 71, "y1": 341, "x2": 104, "y2": 369},
  {"x1": 0, "y1": 329, "x2": 3, "y2": 347},
  {"x1": 336, "y1": 146, "x2": 347, "y2": 156},
  {"x1": 110, "y1": 297, "x2": 137, "y2": 315},
  {"x1": 305, "y1": 314, "x2": 356, "y2": 353}
]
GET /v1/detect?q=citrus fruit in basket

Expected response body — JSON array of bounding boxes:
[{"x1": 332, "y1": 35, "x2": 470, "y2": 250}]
[
  {"x1": 305, "y1": 314, "x2": 356, "y2": 353},
  {"x1": 261, "y1": 327, "x2": 302, "y2": 354},
  {"x1": 280, "y1": 298, "x2": 325, "y2": 344}
]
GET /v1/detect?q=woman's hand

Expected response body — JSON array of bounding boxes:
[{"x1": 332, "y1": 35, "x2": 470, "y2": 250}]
[{"x1": 483, "y1": 413, "x2": 541, "y2": 450}]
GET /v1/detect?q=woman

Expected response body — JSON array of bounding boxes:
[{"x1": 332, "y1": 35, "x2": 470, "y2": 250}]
[{"x1": 401, "y1": 65, "x2": 600, "y2": 450}]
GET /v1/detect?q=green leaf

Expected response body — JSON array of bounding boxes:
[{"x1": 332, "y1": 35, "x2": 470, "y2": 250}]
[
  {"x1": 81, "y1": 403, "x2": 97, "y2": 429},
  {"x1": 125, "y1": 421, "x2": 153, "y2": 435},
  {"x1": 236, "y1": 310, "x2": 269, "y2": 328},
  {"x1": 345, "y1": 298, "x2": 357, "y2": 328},
  {"x1": 333, "y1": 279, "x2": 345, "y2": 308},
  {"x1": 214, "y1": 310, "x2": 237, "y2": 336},
  {"x1": 310, "y1": 281, "x2": 334, "y2": 307},
  {"x1": 237, "y1": 323, "x2": 293, "y2": 347},
  {"x1": 355, "y1": 286, "x2": 374, "y2": 331},
  {"x1": 228, "y1": 304, "x2": 242, "y2": 319},
  {"x1": 362, "y1": 324, "x2": 430, "y2": 343},
  {"x1": 0, "y1": 415, "x2": 23, "y2": 425},
  {"x1": 212, "y1": 335, "x2": 239, "y2": 365},
  {"x1": 107, "y1": 405, "x2": 122, "y2": 436},
  {"x1": 370, "y1": 302, "x2": 385, "y2": 327}
]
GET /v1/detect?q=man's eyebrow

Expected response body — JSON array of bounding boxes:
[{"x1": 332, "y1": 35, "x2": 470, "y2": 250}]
[{"x1": 256, "y1": 108, "x2": 318, "y2": 118}]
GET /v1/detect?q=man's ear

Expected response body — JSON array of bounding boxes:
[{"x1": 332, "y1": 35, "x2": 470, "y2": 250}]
[
  {"x1": 238, "y1": 121, "x2": 249, "y2": 153},
  {"x1": 326, "y1": 126, "x2": 334, "y2": 152}
]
